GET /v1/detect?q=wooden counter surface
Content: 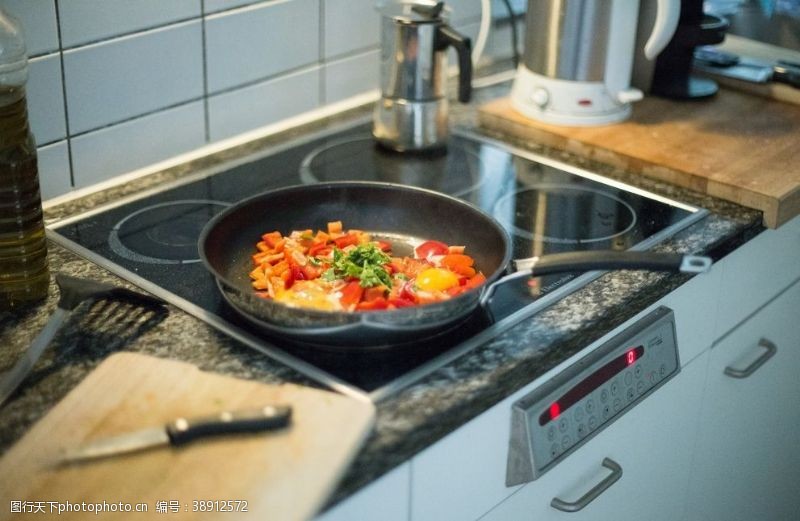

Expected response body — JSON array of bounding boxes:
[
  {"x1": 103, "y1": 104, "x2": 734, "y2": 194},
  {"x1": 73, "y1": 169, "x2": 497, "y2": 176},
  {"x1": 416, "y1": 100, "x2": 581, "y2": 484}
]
[{"x1": 479, "y1": 88, "x2": 800, "y2": 229}]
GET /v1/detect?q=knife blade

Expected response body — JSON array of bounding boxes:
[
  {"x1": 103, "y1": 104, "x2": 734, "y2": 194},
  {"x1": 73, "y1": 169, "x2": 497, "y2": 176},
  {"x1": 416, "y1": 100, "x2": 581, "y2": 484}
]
[
  {"x1": 60, "y1": 405, "x2": 292, "y2": 464},
  {"x1": 693, "y1": 47, "x2": 800, "y2": 89}
]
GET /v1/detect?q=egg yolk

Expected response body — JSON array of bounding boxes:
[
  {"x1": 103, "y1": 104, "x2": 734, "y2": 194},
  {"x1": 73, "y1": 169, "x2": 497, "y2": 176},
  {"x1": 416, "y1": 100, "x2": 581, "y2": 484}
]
[{"x1": 416, "y1": 268, "x2": 459, "y2": 292}]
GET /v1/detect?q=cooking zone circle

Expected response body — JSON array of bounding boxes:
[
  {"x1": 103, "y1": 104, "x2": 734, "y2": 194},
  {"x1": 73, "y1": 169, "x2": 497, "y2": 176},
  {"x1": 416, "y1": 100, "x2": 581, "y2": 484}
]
[
  {"x1": 493, "y1": 185, "x2": 637, "y2": 244},
  {"x1": 299, "y1": 135, "x2": 487, "y2": 197},
  {"x1": 109, "y1": 200, "x2": 230, "y2": 264}
]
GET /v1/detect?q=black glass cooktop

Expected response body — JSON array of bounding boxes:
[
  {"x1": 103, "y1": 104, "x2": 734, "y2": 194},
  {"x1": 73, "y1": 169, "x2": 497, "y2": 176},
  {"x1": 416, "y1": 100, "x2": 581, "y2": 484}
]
[{"x1": 50, "y1": 122, "x2": 705, "y2": 399}]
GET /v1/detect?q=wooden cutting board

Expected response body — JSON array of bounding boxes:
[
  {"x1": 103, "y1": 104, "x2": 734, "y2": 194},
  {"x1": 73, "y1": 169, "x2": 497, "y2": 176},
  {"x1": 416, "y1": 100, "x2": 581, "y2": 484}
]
[
  {"x1": 479, "y1": 90, "x2": 800, "y2": 229},
  {"x1": 0, "y1": 353, "x2": 375, "y2": 521}
]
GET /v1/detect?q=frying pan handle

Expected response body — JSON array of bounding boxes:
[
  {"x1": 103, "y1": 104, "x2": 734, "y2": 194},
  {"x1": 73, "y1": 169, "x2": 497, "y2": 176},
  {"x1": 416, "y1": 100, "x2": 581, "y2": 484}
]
[{"x1": 479, "y1": 252, "x2": 712, "y2": 308}]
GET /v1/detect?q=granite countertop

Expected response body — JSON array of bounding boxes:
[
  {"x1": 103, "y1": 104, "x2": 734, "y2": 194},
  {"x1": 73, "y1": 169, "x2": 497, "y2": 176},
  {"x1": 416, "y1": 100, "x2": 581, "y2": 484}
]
[{"x1": 0, "y1": 75, "x2": 764, "y2": 505}]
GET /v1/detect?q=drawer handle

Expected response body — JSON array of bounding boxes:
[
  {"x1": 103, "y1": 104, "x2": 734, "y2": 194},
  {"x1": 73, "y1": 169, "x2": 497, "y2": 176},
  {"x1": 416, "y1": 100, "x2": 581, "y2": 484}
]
[
  {"x1": 724, "y1": 338, "x2": 777, "y2": 379},
  {"x1": 550, "y1": 457, "x2": 622, "y2": 513}
]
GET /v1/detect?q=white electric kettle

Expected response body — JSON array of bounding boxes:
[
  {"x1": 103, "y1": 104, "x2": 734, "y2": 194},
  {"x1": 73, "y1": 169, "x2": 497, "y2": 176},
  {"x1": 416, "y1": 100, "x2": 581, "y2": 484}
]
[{"x1": 510, "y1": 0, "x2": 681, "y2": 126}]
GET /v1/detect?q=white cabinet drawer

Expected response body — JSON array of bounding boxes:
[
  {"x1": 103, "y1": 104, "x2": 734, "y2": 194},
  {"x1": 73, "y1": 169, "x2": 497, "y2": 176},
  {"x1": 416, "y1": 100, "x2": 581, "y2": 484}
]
[
  {"x1": 315, "y1": 463, "x2": 410, "y2": 521},
  {"x1": 686, "y1": 279, "x2": 800, "y2": 521},
  {"x1": 714, "y1": 214, "x2": 800, "y2": 339},
  {"x1": 478, "y1": 352, "x2": 708, "y2": 521}
]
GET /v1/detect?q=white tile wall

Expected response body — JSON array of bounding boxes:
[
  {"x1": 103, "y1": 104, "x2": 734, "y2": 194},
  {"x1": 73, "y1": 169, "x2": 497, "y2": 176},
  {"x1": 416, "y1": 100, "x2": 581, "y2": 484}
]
[
  {"x1": 37, "y1": 141, "x2": 71, "y2": 200},
  {"x1": 63, "y1": 21, "x2": 204, "y2": 134},
  {"x1": 205, "y1": 0, "x2": 320, "y2": 93},
  {"x1": 28, "y1": 53, "x2": 66, "y2": 145},
  {"x1": 208, "y1": 66, "x2": 321, "y2": 141},
  {"x1": 58, "y1": 0, "x2": 201, "y2": 48},
  {"x1": 71, "y1": 101, "x2": 206, "y2": 187},
  {"x1": 0, "y1": 0, "x2": 517, "y2": 200},
  {"x1": 324, "y1": 0, "x2": 380, "y2": 59},
  {"x1": 204, "y1": 0, "x2": 261, "y2": 14},
  {"x1": 323, "y1": 49, "x2": 379, "y2": 104}
]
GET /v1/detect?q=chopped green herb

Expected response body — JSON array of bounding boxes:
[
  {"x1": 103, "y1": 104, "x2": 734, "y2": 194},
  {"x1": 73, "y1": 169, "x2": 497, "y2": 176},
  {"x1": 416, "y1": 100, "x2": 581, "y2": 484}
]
[{"x1": 328, "y1": 244, "x2": 393, "y2": 288}]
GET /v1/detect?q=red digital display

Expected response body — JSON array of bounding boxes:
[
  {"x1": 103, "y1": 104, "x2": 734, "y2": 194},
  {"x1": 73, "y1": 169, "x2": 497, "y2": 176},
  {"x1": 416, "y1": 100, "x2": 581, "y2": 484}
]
[{"x1": 539, "y1": 345, "x2": 644, "y2": 426}]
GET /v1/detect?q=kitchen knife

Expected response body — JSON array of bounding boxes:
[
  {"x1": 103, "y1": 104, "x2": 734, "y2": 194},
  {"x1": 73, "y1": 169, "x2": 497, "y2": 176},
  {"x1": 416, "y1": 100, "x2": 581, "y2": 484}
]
[
  {"x1": 60, "y1": 405, "x2": 292, "y2": 464},
  {"x1": 693, "y1": 47, "x2": 800, "y2": 89}
]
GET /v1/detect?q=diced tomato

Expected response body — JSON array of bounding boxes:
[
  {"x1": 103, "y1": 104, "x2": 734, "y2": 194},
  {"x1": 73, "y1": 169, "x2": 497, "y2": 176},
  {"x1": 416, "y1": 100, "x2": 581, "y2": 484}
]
[
  {"x1": 339, "y1": 281, "x2": 364, "y2": 307},
  {"x1": 356, "y1": 298, "x2": 389, "y2": 311},
  {"x1": 327, "y1": 221, "x2": 343, "y2": 234},
  {"x1": 375, "y1": 240, "x2": 392, "y2": 252},
  {"x1": 441, "y1": 253, "x2": 476, "y2": 277},
  {"x1": 261, "y1": 231, "x2": 283, "y2": 248},
  {"x1": 363, "y1": 286, "x2": 388, "y2": 302},
  {"x1": 464, "y1": 273, "x2": 486, "y2": 290},
  {"x1": 308, "y1": 242, "x2": 332, "y2": 257},
  {"x1": 415, "y1": 240, "x2": 449, "y2": 259},
  {"x1": 388, "y1": 297, "x2": 415, "y2": 308},
  {"x1": 301, "y1": 264, "x2": 322, "y2": 280},
  {"x1": 333, "y1": 234, "x2": 360, "y2": 249}
]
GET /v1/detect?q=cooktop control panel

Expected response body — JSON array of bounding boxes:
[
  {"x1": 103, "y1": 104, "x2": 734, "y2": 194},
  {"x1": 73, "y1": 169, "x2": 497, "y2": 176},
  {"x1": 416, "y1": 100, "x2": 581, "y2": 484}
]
[{"x1": 506, "y1": 306, "x2": 679, "y2": 485}]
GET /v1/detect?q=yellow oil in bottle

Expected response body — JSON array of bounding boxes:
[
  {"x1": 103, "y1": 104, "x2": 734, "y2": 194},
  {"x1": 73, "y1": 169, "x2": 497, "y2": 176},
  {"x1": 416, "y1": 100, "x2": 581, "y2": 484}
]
[{"x1": 0, "y1": 85, "x2": 48, "y2": 310}]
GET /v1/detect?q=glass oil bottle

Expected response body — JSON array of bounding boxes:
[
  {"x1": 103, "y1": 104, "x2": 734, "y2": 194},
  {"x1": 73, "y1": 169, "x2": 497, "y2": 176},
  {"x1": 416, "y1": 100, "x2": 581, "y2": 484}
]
[{"x1": 0, "y1": 9, "x2": 48, "y2": 310}]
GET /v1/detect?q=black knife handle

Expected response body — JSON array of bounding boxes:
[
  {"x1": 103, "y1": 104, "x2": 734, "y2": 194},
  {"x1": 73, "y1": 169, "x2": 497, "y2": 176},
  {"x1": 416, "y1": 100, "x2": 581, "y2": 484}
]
[
  {"x1": 772, "y1": 65, "x2": 800, "y2": 89},
  {"x1": 166, "y1": 405, "x2": 292, "y2": 446}
]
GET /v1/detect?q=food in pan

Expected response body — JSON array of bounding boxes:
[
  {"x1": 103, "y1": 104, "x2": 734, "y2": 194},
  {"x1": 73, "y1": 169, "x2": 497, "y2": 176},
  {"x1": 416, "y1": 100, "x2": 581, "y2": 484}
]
[{"x1": 249, "y1": 221, "x2": 486, "y2": 311}]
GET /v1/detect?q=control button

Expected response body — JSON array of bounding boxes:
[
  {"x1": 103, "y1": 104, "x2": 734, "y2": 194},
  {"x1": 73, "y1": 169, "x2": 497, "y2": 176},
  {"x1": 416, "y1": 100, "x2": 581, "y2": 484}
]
[
  {"x1": 588, "y1": 416, "x2": 597, "y2": 430},
  {"x1": 558, "y1": 417, "x2": 569, "y2": 433},
  {"x1": 600, "y1": 389, "x2": 609, "y2": 403},
  {"x1": 634, "y1": 365, "x2": 643, "y2": 378},
  {"x1": 547, "y1": 425, "x2": 556, "y2": 441},
  {"x1": 602, "y1": 404, "x2": 611, "y2": 419},
  {"x1": 577, "y1": 423, "x2": 587, "y2": 438},
  {"x1": 561, "y1": 435, "x2": 572, "y2": 449},
  {"x1": 574, "y1": 407, "x2": 584, "y2": 422},
  {"x1": 613, "y1": 398, "x2": 622, "y2": 412},
  {"x1": 530, "y1": 87, "x2": 549, "y2": 107},
  {"x1": 626, "y1": 387, "x2": 635, "y2": 401},
  {"x1": 586, "y1": 398, "x2": 596, "y2": 413},
  {"x1": 624, "y1": 371, "x2": 633, "y2": 386},
  {"x1": 550, "y1": 443, "x2": 560, "y2": 458},
  {"x1": 649, "y1": 371, "x2": 657, "y2": 384},
  {"x1": 637, "y1": 381, "x2": 645, "y2": 394},
  {"x1": 610, "y1": 381, "x2": 619, "y2": 396}
]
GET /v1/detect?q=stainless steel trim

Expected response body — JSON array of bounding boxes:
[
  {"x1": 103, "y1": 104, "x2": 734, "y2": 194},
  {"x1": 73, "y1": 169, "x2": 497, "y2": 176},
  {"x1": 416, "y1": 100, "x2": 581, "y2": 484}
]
[
  {"x1": 550, "y1": 458, "x2": 623, "y2": 512},
  {"x1": 680, "y1": 255, "x2": 713, "y2": 274},
  {"x1": 724, "y1": 338, "x2": 777, "y2": 379}
]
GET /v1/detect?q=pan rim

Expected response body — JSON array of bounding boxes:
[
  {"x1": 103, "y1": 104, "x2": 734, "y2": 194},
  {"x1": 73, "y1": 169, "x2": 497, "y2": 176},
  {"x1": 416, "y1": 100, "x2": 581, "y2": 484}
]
[{"x1": 197, "y1": 180, "x2": 514, "y2": 318}]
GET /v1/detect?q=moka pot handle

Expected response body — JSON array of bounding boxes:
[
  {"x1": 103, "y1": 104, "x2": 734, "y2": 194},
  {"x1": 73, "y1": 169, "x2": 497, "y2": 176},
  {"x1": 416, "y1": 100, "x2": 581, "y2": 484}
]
[{"x1": 436, "y1": 24, "x2": 472, "y2": 103}]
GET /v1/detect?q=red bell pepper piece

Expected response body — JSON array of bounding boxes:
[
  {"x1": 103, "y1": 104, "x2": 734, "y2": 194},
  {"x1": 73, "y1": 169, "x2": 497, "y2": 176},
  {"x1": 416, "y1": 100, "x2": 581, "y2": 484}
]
[
  {"x1": 339, "y1": 281, "x2": 364, "y2": 307},
  {"x1": 415, "y1": 240, "x2": 449, "y2": 259}
]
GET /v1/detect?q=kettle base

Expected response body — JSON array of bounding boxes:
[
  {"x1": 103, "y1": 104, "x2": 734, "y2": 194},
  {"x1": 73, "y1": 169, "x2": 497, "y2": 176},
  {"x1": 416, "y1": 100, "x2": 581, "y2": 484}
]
[{"x1": 510, "y1": 67, "x2": 633, "y2": 127}]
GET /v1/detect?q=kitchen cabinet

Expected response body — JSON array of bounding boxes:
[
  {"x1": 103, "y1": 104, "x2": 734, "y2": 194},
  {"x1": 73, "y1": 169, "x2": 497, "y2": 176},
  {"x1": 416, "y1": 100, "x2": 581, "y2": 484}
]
[
  {"x1": 685, "y1": 278, "x2": 800, "y2": 521},
  {"x1": 477, "y1": 350, "x2": 708, "y2": 521},
  {"x1": 315, "y1": 463, "x2": 410, "y2": 521},
  {"x1": 409, "y1": 261, "x2": 721, "y2": 521},
  {"x1": 319, "y1": 215, "x2": 800, "y2": 521}
]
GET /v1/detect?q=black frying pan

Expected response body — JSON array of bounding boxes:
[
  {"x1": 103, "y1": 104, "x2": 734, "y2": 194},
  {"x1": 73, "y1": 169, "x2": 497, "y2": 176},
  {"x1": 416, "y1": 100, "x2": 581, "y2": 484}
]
[{"x1": 199, "y1": 182, "x2": 710, "y2": 349}]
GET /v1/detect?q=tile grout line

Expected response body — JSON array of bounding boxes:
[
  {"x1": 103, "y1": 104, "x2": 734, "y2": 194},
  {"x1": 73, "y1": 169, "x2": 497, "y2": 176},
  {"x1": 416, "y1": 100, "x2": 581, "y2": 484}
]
[
  {"x1": 52, "y1": 0, "x2": 75, "y2": 188},
  {"x1": 200, "y1": 0, "x2": 211, "y2": 143}
]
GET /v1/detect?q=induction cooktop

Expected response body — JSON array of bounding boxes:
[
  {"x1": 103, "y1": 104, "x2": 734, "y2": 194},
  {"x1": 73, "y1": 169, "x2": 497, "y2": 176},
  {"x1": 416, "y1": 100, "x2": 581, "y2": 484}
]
[{"x1": 48, "y1": 120, "x2": 707, "y2": 401}]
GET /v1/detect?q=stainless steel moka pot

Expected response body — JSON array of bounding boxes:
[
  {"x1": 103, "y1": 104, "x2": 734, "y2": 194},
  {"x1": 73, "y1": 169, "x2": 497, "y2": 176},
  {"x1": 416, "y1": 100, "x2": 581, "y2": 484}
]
[{"x1": 373, "y1": 0, "x2": 472, "y2": 152}]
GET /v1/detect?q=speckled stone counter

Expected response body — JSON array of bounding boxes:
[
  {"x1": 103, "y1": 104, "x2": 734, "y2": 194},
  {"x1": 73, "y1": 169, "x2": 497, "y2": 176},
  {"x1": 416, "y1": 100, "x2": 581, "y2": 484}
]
[{"x1": 0, "y1": 75, "x2": 764, "y2": 507}]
